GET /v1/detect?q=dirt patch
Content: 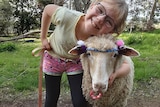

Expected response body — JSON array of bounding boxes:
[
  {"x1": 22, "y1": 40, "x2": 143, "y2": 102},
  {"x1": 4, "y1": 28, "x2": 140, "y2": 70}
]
[{"x1": 0, "y1": 79, "x2": 160, "y2": 107}]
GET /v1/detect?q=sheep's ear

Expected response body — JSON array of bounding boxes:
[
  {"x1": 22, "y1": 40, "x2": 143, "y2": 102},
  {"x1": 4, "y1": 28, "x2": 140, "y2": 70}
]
[
  {"x1": 68, "y1": 46, "x2": 80, "y2": 55},
  {"x1": 118, "y1": 47, "x2": 140, "y2": 56},
  {"x1": 68, "y1": 45, "x2": 87, "y2": 55}
]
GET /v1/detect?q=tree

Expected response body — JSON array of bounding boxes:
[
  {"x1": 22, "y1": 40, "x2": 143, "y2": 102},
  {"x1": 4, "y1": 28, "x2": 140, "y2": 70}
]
[
  {"x1": 9, "y1": 0, "x2": 40, "y2": 35},
  {"x1": 37, "y1": 0, "x2": 64, "y2": 8},
  {"x1": 73, "y1": 0, "x2": 91, "y2": 12},
  {"x1": 127, "y1": 0, "x2": 160, "y2": 31},
  {"x1": 37, "y1": 0, "x2": 53, "y2": 8},
  {"x1": 0, "y1": 0, "x2": 12, "y2": 36},
  {"x1": 146, "y1": 0, "x2": 158, "y2": 30}
]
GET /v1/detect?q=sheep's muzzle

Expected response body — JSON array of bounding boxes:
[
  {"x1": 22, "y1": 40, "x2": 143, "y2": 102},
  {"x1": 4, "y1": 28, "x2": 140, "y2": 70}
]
[{"x1": 89, "y1": 90, "x2": 102, "y2": 100}]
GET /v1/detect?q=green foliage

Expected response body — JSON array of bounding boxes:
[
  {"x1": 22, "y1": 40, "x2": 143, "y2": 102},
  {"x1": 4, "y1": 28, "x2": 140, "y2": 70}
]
[
  {"x1": 0, "y1": 0, "x2": 13, "y2": 36},
  {"x1": 61, "y1": 73, "x2": 70, "y2": 92},
  {"x1": 10, "y1": 0, "x2": 41, "y2": 35},
  {"x1": 120, "y1": 30, "x2": 160, "y2": 82},
  {"x1": 0, "y1": 42, "x2": 16, "y2": 52},
  {"x1": 14, "y1": 71, "x2": 38, "y2": 91},
  {"x1": 0, "y1": 39, "x2": 40, "y2": 92},
  {"x1": 37, "y1": 0, "x2": 53, "y2": 6},
  {"x1": 125, "y1": 34, "x2": 145, "y2": 45}
]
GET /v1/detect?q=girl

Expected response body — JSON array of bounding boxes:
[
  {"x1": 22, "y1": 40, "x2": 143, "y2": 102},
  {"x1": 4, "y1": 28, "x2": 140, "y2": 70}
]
[{"x1": 40, "y1": 0, "x2": 129, "y2": 107}]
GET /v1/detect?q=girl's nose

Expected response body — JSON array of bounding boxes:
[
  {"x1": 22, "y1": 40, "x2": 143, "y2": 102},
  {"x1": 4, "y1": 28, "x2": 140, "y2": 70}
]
[{"x1": 97, "y1": 15, "x2": 106, "y2": 24}]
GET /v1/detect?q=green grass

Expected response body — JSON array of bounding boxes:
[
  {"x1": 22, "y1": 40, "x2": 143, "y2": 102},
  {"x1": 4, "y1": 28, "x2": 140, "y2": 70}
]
[
  {"x1": 0, "y1": 39, "x2": 40, "y2": 92},
  {"x1": 0, "y1": 39, "x2": 69, "y2": 94},
  {"x1": 0, "y1": 29, "x2": 160, "y2": 94},
  {"x1": 120, "y1": 29, "x2": 160, "y2": 81}
]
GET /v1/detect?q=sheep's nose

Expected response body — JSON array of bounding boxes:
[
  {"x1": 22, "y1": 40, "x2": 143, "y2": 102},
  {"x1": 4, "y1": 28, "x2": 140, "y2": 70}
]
[{"x1": 94, "y1": 83, "x2": 106, "y2": 91}]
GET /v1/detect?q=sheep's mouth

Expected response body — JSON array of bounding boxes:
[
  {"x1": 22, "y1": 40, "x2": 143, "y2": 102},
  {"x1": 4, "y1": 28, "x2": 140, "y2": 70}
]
[{"x1": 89, "y1": 90, "x2": 102, "y2": 100}]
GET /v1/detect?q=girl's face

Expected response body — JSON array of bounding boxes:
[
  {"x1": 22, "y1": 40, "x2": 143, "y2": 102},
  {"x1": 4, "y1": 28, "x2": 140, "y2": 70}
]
[{"x1": 84, "y1": 1, "x2": 117, "y2": 35}]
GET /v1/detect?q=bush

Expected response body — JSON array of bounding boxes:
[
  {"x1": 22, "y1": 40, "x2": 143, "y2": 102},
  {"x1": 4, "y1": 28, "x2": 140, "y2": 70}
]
[
  {"x1": 0, "y1": 42, "x2": 16, "y2": 52},
  {"x1": 126, "y1": 34, "x2": 145, "y2": 45}
]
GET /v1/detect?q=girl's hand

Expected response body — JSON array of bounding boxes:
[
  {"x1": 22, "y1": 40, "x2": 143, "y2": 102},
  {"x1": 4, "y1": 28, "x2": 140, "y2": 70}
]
[
  {"x1": 109, "y1": 60, "x2": 130, "y2": 87},
  {"x1": 41, "y1": 38, "x2": 52, "y2": 51},
  {"x1": 109, "y1": 72, "x2": 117, "y2": 87}
]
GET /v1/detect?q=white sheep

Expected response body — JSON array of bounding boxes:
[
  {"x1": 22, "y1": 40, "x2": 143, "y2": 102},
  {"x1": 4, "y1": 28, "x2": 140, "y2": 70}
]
[{"x1": 69, "y1": 34, "x2": 140, "y2": 107}]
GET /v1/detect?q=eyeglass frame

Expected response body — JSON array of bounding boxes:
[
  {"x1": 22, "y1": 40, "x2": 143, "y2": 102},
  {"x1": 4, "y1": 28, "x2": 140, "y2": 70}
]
[{"x1": 95, "y1": 2, "x2": 117, "y2": 32}]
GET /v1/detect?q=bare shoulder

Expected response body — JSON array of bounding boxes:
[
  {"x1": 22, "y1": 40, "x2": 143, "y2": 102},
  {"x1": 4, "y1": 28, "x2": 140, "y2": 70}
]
[{"x1": 44, "y1": 4, "x2": 60, "y2": 17}]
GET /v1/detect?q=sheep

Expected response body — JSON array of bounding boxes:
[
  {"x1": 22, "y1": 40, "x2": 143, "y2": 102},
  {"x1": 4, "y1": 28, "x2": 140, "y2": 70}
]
[{"x1": 69, "y1": 34, "x2": 140, "y2": 107}]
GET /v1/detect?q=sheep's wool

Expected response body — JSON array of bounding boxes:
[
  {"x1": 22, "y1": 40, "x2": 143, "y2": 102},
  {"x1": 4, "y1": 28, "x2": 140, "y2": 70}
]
[{"x1": 80, "y1": 34, "x2": 135, "y2": 107}]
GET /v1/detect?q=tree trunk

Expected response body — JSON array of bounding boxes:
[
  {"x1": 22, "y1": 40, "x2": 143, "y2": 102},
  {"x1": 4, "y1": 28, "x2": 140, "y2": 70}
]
[
  {"x1": 0, "y1": 30, "x2": 54, "y2": 42},
  {"x1": 146, "y1": 0, "x2": 157, "y2": 30}
]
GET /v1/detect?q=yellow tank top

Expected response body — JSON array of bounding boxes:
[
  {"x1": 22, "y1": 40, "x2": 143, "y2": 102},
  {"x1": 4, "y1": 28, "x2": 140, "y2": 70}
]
[{"x1": 48, "y1": 7, "x2": 84, "y2": 59}]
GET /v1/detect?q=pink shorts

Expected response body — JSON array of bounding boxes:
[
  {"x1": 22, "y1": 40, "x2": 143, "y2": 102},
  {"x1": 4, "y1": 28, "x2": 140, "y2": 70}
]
[{"x1": 43, "y1": 52, "x2": 83, "y2": 76}]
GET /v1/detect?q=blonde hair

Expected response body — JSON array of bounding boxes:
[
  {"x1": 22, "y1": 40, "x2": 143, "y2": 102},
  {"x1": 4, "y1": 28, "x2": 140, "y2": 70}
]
[{"x1": 91, "y1": 0, "x2": 128, "y2": 35}]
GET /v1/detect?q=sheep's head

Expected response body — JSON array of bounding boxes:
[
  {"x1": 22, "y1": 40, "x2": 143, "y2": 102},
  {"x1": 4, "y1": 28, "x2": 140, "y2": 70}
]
[{"x1": 69, "y1": 34, "x2": 140, "y2": 99}]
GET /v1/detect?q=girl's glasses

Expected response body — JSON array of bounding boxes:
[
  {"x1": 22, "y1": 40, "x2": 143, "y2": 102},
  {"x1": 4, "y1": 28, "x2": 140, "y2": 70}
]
[{"x1": 96, "y1": 3, "x2": 115, "y2": 29}]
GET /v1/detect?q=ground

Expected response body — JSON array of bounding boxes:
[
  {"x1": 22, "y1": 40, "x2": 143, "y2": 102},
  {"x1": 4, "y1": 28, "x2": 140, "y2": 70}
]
[{"x1": 0, "y1": 79, "x2": 160, "y2": 107}]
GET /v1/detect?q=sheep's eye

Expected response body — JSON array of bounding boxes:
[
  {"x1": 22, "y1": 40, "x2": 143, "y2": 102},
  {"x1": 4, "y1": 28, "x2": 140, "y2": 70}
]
[
  {"x1": 86, "y1": 52, "x2": 91, "y2": 56},
  {"x1": 112, "y1": 53, "x2": 117, "y2": 58}
]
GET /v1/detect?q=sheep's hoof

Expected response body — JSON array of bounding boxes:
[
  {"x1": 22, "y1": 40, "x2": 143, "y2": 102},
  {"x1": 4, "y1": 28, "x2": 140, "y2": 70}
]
[{"x1": 89, "y1": 90, "x2": 102, "y2": 100}]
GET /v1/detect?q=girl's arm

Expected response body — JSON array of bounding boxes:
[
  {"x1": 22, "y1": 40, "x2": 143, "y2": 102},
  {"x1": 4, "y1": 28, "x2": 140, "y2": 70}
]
[
  {"x1": 40, "y1": 4, "x2": 59, "y2": 50},
  {"x1": 109, "y1": 60, "x2": 130, "y2": 86}
]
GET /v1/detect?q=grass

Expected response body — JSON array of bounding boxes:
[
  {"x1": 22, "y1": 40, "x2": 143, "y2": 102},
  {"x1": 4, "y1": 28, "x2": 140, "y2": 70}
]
[
  {"x1": 0, "y1": 39, "x2": 40, "y2": 91},
  {"x1": 0, "y1": 29, "x2": 160, "y2": 94},
  {"x1": 120, "y1": 29, "x2": 160, "y2": 81},
  {"x1": 0, "y1": 39, "x2": 69, "y2": 96}
]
